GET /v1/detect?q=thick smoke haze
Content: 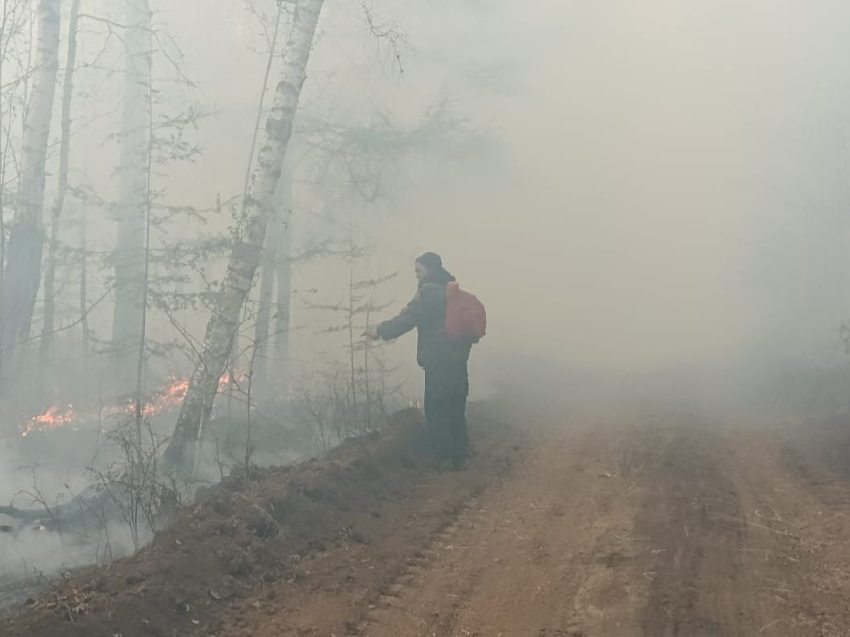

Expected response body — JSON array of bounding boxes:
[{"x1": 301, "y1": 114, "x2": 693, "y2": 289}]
[
  {"x1": 58, "y1": 0, "x2": 850, "y2": 380},
  {"x1": 410, "y1": 0, "x2": 850, "y2": 378},
  {"x1": 3, "y1": 0, "x2": 850, "y2": 604}
]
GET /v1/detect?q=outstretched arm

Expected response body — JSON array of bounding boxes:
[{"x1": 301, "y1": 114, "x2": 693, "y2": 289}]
[{"x1": 375, "y1": 286, "x2": 432, "y2": 340}]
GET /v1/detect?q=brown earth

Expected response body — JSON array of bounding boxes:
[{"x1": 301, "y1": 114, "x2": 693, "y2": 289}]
[{"x1": 5, "y1": 405, "x2": 850, "y2": 636}]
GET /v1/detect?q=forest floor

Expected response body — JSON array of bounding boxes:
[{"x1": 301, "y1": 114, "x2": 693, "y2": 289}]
[{"x1": 5, "y1": 403, "x2": 850, "y2": 636}]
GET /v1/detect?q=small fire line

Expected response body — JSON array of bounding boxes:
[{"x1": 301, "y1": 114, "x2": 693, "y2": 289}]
[{"x1": 20, "y1": 373, "x2": 246, "y2": 438}]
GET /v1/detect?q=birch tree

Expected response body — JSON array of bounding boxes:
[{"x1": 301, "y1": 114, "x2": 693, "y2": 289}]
[
  {"x1": 0, "y1": 0, "x2": 60, "y2": 360},
  {"x1": 163, "y1": 0, "x2": 326, "y2": 470},
  {"x1": 111, "y1": 0, "x2": 152, "y2": 387}
]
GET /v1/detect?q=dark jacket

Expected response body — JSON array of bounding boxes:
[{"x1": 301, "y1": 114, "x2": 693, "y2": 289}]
[{"x1": 377, "y1": 269, "x2": 471, "y2": 369}]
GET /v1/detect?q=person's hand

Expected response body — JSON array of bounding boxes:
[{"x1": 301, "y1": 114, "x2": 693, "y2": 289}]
[{"x1": 363, "y1": 326, "x2": 379, "y2": 341}]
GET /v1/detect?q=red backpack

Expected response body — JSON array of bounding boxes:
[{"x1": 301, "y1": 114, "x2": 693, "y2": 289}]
[{"x1": 444, "y1": 282, "x2": 486, "y2": 343}]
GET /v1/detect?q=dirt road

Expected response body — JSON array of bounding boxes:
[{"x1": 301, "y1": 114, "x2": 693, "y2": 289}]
[
  {"x1": 336, "y1": 411, "x2": 850, "y2": 637},
  {"x1": 7, "y1": 407, "x2": 850, "y2": 636}
]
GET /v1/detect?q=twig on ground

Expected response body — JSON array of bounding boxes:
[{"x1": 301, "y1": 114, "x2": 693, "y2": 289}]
[{"x1": 759, "y1": 619, "x2": 780, "y2": 633}]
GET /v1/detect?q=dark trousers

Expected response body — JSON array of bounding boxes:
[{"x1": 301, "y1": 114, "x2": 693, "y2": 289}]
[{"x1": 423, "y1": 360, "x2": 469, "y2": 464}]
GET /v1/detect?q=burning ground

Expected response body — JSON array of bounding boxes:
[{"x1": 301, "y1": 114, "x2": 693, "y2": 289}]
[
  {"x1": 19, "y1": 373, "x2": 247, "y2": 438},
  {"x1": 0, "y1": 406, "x2": 516, "y2": 635},
  {"x1": 0, "y1": 369, "x2": 312, "y2": 610}
]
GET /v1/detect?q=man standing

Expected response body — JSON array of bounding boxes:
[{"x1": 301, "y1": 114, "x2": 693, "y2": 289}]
[{"x1": 366, "y1": 252, "x2": 475, "y2": 470}]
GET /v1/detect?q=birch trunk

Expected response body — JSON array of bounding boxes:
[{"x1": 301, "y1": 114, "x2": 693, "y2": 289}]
[
  {"x1": 163, "y1": 0, "x2": 325, "y2": 469},
  {"x1": 39, "y1": 0, "x2": 82, "y2": 379},
  {"x1": 111, "y1": 0, "x2": 151, "y2": 387},
  {"x1": 0, "y1": 0, "x2": 60, "y2": 358}
]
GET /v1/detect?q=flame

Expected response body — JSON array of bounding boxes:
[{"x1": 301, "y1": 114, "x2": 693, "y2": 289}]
[
  {"x1": 139, "y1": 378, "x2": 190, "y2": 418},
  {"x1": 21, "y1": 405, "x2": 75, "y2": 437},
  {"x1": 21, "y1": 371, "x2": 246, "y2": 437}
]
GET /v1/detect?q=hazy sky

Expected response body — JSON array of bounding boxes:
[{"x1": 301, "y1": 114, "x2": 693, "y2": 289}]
[
  {"x1": 60, "y1": 0, "x2": 850, "y2": 376},
  {"x1": 399, "y1": 0, "x2": 850, "y2": 372}
]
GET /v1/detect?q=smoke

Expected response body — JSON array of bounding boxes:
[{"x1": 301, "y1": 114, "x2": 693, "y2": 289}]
[
  {"x1": 31, "y1": 0, "x2": 850, "y2": 381},
  {"x1": 390, "y1": 0, "x2": 850, "y2": 383},
  {"x1": 0, "y1": 432, "x2": 139, "y2": 609},
  {"x1": 4, "y1": 0, "x2": 850, "y2": 608}
]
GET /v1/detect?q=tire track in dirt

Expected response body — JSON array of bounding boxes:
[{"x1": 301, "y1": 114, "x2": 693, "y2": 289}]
[
  {"x1": 357, "y1": 417, "x2": 654, "y2": 636},
  {"x1": 354, "y1": 410, "x2": 850, "y2": 637},
  {"x1": 728, "y1": 422, "x2": 850, "y2": 636},
  {"x1": 633, "y1": 416, "x2": 754, "y2": 636},
  {"x1": 630, "y1": 412, "x2": 850, "y2": 637},
  {"x1": 358, "y1": 492, "x2": 488, "y2": 636}
]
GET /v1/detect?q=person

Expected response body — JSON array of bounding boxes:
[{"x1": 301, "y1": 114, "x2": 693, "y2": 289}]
[{"x1": 365, "y1": 252, "x2": 472, "y2": 470}]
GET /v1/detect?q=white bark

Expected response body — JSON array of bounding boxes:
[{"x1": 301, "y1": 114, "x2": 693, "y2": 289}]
[
  {"x1": 111, "y1": 0, "x2": 151, "y2": 386},
  {"x1": 163, "y1": 0, "x2": 325, "y2": 469},
  {"x1": 40, "y1": 0, "x2": 82, "y2": 377},
  {"x1": 0, "y1": 0, "x2": 60, "y2": 356}
]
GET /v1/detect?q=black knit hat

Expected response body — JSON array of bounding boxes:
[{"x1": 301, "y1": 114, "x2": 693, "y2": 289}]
[{"x1": 415, "y1": 252, "x2": 443, "y2": 271}]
